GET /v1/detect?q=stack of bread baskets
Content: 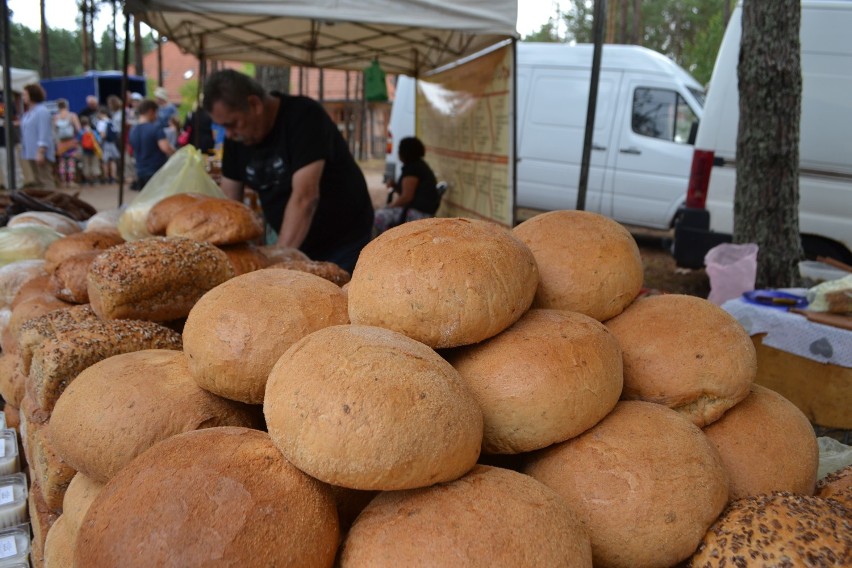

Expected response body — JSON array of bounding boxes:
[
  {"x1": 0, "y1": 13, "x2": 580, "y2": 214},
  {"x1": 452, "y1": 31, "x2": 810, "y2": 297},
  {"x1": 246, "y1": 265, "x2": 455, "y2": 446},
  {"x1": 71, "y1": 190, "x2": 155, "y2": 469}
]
[{"x1": 0, "y1": 198, "x2": 848, "y2": 567}]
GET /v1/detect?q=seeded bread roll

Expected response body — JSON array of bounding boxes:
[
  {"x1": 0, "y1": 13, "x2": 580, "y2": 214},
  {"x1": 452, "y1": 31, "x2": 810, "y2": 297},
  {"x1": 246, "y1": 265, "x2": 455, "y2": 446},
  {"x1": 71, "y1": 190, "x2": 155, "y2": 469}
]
[
  {"x1": 49, "y1": 250, "x2": 100, "y2": 304},
  {"x1": 75, "y1": 428, "x2": 340, "y2": 568},
  {"x1": 165, "y1": 197, "x2": 264, "y2": 245},
  {"x1": 217, "y1": 243, "x2": 271, "y2": 275},
  {"x1": 703, "y1": 384, "x2": 820, "y2": 499},
  {"x1": 513, "y1": 210, "x2": 644, "y2": 321},
  {"x1": 445, "y1": 309, "x2": 623, "y2": 454},
  {"x1": 87, "y1": 236, "x2": 235, "y2": 321},
  {"x1": 265, "y1": 324, "x2": 483, "y2": 490},
  {"x1": 817, "y1": 464, "x2": 852, "y2": 508},
  {"x1": 43, "y1": 231, "x2": 124, "y2": 273},
  {"x1": 605, "y1": 294, "x2": 756, "y2": 427},
  {"x1": 49, "y1": 350, "x2": 262, "y2": 482},
  {"x1": 6, "y1": 293, "x2": 73, "y2": 352},
  {"x1": 690, "y1": 493, "x2": 851, "y2": 567},
  {"x1": 145, "y1": 192, "x2": 214, "y2": 235},
  {"x1": 340, "y1": 465, "x2": 592, "y2": 567},
  {"x1": 348, "y1": 218, "x2": 539, "y2": 348},
  {"x1": 267, "y1": 259, "x2": 351, "y2": 286},
  {"x1": 184, "y1": 269, "x2": 349, "y2": 404},
  {"x1": 525, "y1": 401, "x2": 729, "y2": 568}
]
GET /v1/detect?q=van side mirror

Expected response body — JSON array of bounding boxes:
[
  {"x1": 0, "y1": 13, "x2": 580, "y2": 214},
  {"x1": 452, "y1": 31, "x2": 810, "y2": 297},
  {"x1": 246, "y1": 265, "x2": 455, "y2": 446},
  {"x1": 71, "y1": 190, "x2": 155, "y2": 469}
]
[{"x1": 687, "y1": 120, "x2": 699, "y2": 145}]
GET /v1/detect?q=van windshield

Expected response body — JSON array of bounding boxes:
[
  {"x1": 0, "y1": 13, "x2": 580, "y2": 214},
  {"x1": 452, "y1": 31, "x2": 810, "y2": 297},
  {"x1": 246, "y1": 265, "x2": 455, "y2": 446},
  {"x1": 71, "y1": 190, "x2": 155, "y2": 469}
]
[{"x1": 688, "y1": 86, "x2": 706, "y2": 107}]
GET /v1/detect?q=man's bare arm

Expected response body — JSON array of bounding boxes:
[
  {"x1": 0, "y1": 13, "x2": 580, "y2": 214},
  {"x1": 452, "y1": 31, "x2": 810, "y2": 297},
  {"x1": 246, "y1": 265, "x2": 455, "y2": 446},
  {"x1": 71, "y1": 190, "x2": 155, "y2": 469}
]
[
  {"x1": 277, "y1": 159, "x2": 323, "y2": 248},
  {"x1": 220, "y1": 176, "x2": 246, "y2": 202}
]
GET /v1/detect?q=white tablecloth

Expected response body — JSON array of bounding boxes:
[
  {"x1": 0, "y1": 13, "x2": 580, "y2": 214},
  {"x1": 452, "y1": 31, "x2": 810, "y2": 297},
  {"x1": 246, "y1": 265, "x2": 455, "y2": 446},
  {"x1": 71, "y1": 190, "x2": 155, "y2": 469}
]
[{"x1": 722, "y1": 292, "x2": 852, "y2": 368}]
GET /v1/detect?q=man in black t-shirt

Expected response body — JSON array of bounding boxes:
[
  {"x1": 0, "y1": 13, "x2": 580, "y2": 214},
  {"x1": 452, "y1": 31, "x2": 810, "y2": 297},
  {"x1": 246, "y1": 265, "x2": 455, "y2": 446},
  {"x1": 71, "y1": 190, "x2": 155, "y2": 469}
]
[{"x1": 203, "y1": 70, "x2": 374, "y2": 273}]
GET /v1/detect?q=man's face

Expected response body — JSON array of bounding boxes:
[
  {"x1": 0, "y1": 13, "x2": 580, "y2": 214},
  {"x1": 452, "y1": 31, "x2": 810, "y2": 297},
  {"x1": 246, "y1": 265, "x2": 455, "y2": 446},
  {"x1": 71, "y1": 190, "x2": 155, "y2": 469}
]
[
  {"x1": 87, "y1": 97, "x2": 98, "y2": 109},
  {"x1": 209, "y1": 95, "x2": 267, "y2": 145}
]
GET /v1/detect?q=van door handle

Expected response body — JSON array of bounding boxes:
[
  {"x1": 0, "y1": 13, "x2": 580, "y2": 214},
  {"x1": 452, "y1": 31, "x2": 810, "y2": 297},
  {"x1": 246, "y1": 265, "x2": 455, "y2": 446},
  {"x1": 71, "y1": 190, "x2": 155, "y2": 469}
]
[
  {"x1": 620, "y1": 147, "x2": 641, "y2": 155},
  {"x1": 592, "y1": 143, "x2": 606, "y2": 151}
]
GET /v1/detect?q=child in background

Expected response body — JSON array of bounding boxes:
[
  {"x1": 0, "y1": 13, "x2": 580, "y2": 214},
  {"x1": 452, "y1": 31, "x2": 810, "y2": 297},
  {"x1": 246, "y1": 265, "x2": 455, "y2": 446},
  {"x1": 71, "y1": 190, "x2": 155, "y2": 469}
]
[{"x1": 77, "y1": 116, "x2": 103, "y2": 185}]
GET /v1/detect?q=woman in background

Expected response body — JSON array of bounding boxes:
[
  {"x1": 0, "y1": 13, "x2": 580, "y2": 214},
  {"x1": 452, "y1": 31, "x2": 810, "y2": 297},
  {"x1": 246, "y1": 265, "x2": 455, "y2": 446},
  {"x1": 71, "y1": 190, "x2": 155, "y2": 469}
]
[
  {"x1": 373, "y1": 136, "x2": 440, "y2": 235},
  {"x1": 21, "y1": 84, "x2": 56, "y2": 189}
]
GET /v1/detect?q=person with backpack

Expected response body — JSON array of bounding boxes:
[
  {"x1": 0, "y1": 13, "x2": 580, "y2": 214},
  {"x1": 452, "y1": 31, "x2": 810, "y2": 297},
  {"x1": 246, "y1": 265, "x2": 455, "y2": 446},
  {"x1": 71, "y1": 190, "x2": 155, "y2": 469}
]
[
  {"x1": 97, "y1": 106, "x2": 120, "y2": 183},
  {"x1": 53, "y1": 98, "x2": 81, "y2": 187},
  {"x1": 128, "y1": 99, "x2": 175, "y2": 190},
  {"x1": 77, "y1": 115, "x2": 103, "y2": 185}
]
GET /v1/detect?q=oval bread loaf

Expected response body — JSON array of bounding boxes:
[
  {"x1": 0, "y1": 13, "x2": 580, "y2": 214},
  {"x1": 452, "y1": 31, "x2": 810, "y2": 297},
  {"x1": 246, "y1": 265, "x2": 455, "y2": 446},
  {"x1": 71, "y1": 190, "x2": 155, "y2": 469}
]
[{"x1": 165, "y1": 197, "x2": 264, "y2": 245}]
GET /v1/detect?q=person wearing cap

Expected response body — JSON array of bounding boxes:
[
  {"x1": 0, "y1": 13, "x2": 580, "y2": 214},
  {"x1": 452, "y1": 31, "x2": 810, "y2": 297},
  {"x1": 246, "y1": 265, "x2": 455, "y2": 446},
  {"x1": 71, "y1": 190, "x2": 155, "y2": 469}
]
[
  {"x1": 154, "y1": 87, "x2": 177, "y2": 128},
  {"x1": 203, "y1": 69, "x2": 374, "y2": 273}
]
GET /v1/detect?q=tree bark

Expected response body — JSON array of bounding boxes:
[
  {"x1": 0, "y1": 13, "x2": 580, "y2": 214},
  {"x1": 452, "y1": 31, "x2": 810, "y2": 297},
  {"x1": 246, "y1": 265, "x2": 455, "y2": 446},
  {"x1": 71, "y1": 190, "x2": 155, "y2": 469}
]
[
  {"x1": 133, "y1": 16, "x2": 144, "y2": 76},
  {"x1": 39, "y1": 0, "x2": 50, "y2": 78},
  {"x1": 80, "y1": 0, "x2": 90, "y2": 71},
  {"x1": 734, "y1": 0, "x2": 802, "y2": 287}
]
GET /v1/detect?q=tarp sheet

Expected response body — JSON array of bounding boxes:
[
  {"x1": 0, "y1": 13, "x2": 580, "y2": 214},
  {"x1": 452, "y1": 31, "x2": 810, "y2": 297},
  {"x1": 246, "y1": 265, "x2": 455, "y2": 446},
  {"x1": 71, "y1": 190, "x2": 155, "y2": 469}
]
[
  {"x1": 0, "y1": 66, "x2": 40, "y2": 93},
  {"x1": 125, "y1": 0, "x2": 518, "y2": 75}
]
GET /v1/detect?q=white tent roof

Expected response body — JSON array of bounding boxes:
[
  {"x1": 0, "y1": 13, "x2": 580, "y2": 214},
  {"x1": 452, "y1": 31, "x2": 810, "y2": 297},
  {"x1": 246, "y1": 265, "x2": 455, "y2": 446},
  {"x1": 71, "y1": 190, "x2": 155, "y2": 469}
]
[
  {"x1": 1, "y1": 67, "x2": 40, "y2": 93},
  {"x1": 125, "y1": 0, "x2": 518, "y2": 75}
]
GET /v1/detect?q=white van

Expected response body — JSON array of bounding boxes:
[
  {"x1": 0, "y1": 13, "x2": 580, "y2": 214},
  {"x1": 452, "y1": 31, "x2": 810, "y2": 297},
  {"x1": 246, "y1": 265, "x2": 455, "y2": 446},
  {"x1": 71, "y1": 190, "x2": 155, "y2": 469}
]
[
  {"x1": 385, "y1": 44, "x2": 705, "y2": 229},
  {"x1": 673, "y1": 1, "x2": 852, "y2": 268}
]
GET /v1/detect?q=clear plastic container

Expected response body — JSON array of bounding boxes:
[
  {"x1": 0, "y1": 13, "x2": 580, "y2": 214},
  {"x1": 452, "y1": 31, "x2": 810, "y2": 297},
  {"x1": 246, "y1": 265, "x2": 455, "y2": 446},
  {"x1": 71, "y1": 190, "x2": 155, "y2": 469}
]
[
  {"x1": 0, "y1": 414, "x2": 6, "y2": 431},
  {"x1": 0, "y1": 524, "x2": 31, "y2": 567},
  {"x1": 0, "y1": 433, "x2": 20, "y2": 477},
  {"x1": 798, "y1": 260, "x2": 849, "y2": 283},
  {"x1": 0, "y1": 475, "x2": 28, "y2": 529}
]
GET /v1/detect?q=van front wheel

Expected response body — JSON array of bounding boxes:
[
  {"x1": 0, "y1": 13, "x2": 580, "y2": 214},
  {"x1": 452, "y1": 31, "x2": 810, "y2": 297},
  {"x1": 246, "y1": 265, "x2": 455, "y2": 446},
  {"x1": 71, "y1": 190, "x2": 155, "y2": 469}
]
[{"x1": 801, "y1": 235, "x2": 852, "y2": 265}]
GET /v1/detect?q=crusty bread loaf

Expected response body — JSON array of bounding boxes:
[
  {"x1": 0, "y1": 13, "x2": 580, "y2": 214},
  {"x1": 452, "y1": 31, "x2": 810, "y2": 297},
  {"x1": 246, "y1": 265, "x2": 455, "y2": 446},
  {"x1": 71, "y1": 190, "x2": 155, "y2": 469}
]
[
  {"x1": 84, "y1": 209, "x2": 122, "y2": 237},
  {"x1": 0, "y1": 259, "x2": 47, "y2": 307},
  {"x1": 10, "y1": 273, "x2": 54, "y2": 310},
  {"x1": 446, "y1": 309, "x2": 623, "y2": 454},
  {"x1": 43, "y1": 230, "x2": 124, "y2": 273},
  {"x1": 29, "y1": 480, "x2": 60, "y2": 568},
  {"x1": 703, "y1": 384, "x2": 819, "y2": 499},
  {"x1": 49, "y1": 250, "x2": 100, "y2": 304},
  {"x1": 165, "y1": 197, "x2": 264, "y2": 245},
  {"x1": 268, "y1": 258, "x2": 351, "y2": 286},
  {"x1": 183, "y1": 269, "x2": 349, "y2": 404},
  {"x1": 2, "y1": 404, "x2": 19, "y2": 429},
  {"x1": 62, "y1": 473, "x2": 104, "y2": 539},
  {"x1": 145, "y1": 192, "x2": 214, "y2": 235},
  {"x1": 341, "y1": 465, "x2": 591, "y2": 567},
  {"x1": 513, "y1": 210, "x2": 644, "y2": 321},
  {"x1": 525, "y1": 401, "x2": 729, "y2": 568},
  {"x1": 20, "y1": 309, "x2": 183, "y2": 412},
  {"x1": 0, "y1": 352, "x2": 26, "y2": 407},
  {"x1": 217, "y1": 243, "x2": 271, "y2": 275},
  {"x1": 49, "y1": 350, "x2": 263, "y2": 482},
  {"x1": 22, "y1": 394, "x2": 76, "y2": 511},
  {"x1": 605, "y1": 294, "x2": 756, "y2": 427},
  {"x1": 264, "y1": 324, "x2": 483, "y2": 490},
  {"x1": 690, "y1": 493, "x2": 851, "y2": 567},
  {"x1": 87, "y1": 236, "x2": 235, "y2": 321},
  {"x1": 17, "y1": 304, "x2": 99, "y2": 374},
  {"x1": 6, "y1": 293, "x2": 73, "y2": 352},
  {"x1": 258, "y1": 244, "x2": 310, "y2": 263},
  {"x1": 8, "y1": 211, "x2": 81, "y2": 236},
  {"x1": 75, "y1": 427, "x2": 340, "y2": 568},
  {"x1": 817, "y1": 464, "x2": 852, "y2": 508},
  {"x1": 44, "y1": 514, "x2": 74, "y2": 568},
  {"x1": 348, "y1": 218, "x2": 539, "y2": 348}
]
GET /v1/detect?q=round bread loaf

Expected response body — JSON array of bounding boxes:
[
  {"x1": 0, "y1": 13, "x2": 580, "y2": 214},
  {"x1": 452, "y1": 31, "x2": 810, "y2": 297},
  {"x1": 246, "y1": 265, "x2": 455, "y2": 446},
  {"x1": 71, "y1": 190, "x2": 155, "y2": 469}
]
[
  {"x1": 703, "y1": 384, "x2": 819, "y2": 499},
  {"x1": 445, "y1": 308, "x2": 623, "y2": 454},
  {"x1": 258, "y1": 244, "x2": 309, "y2": 263},
  {"x1": 690, "y1": 492, "x2": 851, "y2": 567},
  {"x1": 165, "y1": 197, "x2": 264, "y2": 245},
  {"x1": 49, "y1": 349, "x2": 262, "y2": 482},
  {"x1": 817, "y1": 464, "x2": 852, "y2": 508},
  {"x1": 348, "y1": 218, "x2": 539, "y2": 348},
  {"x1": 62, "y1": 473, "x2": 104, "y2": 539},
  {"x1": 0, "y1": 352, "x2": 25, "y2": 407},
  {"x1": 525, "y1": 401, "x2": 729, "y2": 568},
  {"x1": 605, "y1": 294, "x2": 756, "y2": 427},
  {"x1": 9, "y1": 211, "x2": 81, "y2": 236},
  {"x1": 44, "y1": 514, "x2": 74, "y2": 568},
  {"x1": 0, "y1": 259, "x2": 47, "y2": 307},
  {"x1": 43, "y1": 230, "x2": 124, "y2": 273},
  {"x1": 264, "y1": 324, "x2": 483, "y2": 490},
  {"x1": 183, "y1": 269, "x2": 349, "y2": 404},
  {"x1": 340, "y1": 465, "x2": 592, "y2": 567},
  {"x1": 75, "y1": 427, "x2": 340, "y2": 568},
  {"x1": 268, "y1": 259, "x2": 351, "y2": 286},
  {"x1": 84, "y1": 209, "x2": 122, "y2": 237},
  {"x1": 145, "y1": 192, "x2": 214, "y2": 235},
  {"x1": 6, "y1": 293, "x2": 72, "y2": 352},
  {"x1": 217, "y1": 243, "x2": 271, "y2": 275},
  {"x1": 512, "y1": 210, "x2": 643, "y2": 321},
  {"x1": 9, "y1": 274, "x2": 54, "y2": 309}
]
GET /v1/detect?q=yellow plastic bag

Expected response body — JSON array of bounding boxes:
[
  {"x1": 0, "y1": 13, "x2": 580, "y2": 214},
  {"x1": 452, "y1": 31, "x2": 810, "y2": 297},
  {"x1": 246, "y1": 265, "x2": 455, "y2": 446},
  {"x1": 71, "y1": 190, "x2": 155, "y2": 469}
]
[{"x1": 117, "y1": 146, "x2": 225, "y2": 240}]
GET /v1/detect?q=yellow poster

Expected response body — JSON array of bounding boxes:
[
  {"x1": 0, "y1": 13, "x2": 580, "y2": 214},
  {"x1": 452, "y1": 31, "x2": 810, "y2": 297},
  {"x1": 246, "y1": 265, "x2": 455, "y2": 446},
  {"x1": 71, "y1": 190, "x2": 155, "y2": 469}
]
[{"x1": 417, "y1": 44, "x2": 514, "y2": 227}]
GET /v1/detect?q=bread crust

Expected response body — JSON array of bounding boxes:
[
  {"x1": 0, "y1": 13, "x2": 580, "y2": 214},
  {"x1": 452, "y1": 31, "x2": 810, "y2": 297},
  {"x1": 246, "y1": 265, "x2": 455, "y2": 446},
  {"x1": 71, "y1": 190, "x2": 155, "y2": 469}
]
[
  {"x1": 165, "y1": 197, "x2": 264, "y2": 245},
  {"x1": 145, "y1": 192, "x2": 214, "y2": 235}
]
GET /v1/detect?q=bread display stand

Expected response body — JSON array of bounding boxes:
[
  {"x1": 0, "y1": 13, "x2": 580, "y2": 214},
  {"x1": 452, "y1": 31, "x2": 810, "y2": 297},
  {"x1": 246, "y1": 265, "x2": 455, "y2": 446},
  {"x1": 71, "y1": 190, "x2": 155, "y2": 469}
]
[{"x1": 722, "y1": 295, "x2": 852, "y2": 431}]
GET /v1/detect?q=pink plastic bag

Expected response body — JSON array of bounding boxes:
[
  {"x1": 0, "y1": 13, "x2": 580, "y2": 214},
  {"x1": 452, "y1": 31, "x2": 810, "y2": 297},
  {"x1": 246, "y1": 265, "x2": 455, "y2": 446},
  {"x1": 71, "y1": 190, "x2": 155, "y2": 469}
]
[{"x1": 704, "y1": 243, "x2": 759, "y2": 305}]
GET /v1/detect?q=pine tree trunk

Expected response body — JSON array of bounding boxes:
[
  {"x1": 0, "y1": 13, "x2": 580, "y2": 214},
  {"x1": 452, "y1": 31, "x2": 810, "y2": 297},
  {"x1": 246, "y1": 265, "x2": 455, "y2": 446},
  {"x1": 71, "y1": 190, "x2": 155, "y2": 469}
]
[
  {"x1": 39, "y1": 0, "x2": 50, "y2": 78},
  {"x1": 133, "y1": 17, "x2": 144, "y2": 76},
  {"x1": 80, "y1": 0, "x2": 90, "y2": 71},
  {"x1": 734, "y1": 0, "x2": 802, "y2": 288}
]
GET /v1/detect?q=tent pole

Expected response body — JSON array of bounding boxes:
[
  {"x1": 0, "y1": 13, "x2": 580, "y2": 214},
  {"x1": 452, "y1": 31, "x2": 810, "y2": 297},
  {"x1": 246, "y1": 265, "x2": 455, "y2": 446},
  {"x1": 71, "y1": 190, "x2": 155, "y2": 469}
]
[
  {"x1": 196, "y1": 37, "x2": 205, "y2": 149},
  {"x1": 577, "y1": 0, "x2": 607, "y2": 211},
  {"x1": 117, "y1": 8, "x2": 132, "y2": 207},
  {"x1": 1, "y1": 0, "x2": 15, "y2": 192}
]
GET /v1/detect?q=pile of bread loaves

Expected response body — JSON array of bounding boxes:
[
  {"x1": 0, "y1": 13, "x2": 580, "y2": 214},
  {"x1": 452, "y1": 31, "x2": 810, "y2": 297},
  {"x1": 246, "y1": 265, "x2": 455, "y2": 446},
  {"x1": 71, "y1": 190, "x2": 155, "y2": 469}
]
[{"x1": 1, "y1": 206, "x2": 849, "y2": 567}]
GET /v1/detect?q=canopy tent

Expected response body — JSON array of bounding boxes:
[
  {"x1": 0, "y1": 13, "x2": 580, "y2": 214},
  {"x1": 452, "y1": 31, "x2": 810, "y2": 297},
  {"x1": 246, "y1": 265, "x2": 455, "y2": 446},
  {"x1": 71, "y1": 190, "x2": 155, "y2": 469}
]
[
  {"x1": 124, "y1": 0, "x2": 518, "y2": 75},
  {"x1": 0, "y1": 66, "x2": 40, "y2": 93}
]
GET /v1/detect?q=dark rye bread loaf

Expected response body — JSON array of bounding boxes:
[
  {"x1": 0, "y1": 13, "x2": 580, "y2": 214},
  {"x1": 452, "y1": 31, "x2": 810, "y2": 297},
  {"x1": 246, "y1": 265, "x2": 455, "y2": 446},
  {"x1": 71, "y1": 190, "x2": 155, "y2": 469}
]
[
  {"x1": 75, "y1": 428, "x2": 340, "y2": 568},
  {"x1": 87, "y1": 237, "x2": 235, "y2": 321}
]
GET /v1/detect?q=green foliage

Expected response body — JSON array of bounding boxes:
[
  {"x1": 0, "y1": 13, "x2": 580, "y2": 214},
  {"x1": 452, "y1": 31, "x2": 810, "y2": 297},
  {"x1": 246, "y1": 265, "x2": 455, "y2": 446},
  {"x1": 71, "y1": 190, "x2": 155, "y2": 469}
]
[
  {"x1": 523, "y1": 19, "x2": 561, "y2": 43},
  {"x1": 178, "y1": 79, "x2": 199, "y2": 121}
]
